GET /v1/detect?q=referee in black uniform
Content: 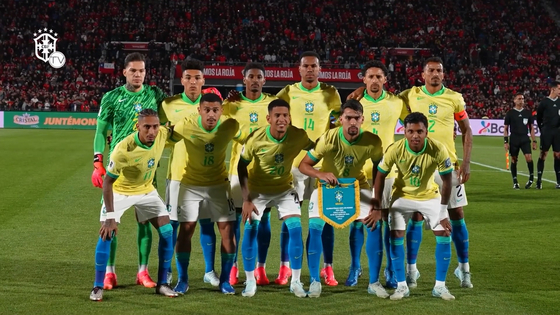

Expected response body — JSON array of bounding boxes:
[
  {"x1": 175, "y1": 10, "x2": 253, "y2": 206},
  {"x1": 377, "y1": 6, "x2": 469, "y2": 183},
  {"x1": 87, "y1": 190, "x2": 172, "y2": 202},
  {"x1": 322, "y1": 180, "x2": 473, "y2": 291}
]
[
  {"x1": 504, "y1": 94, "x2": 537, "y2": 189},
  {"x1": 536, "y1": 81, "x2": 560, "y2": 189}
]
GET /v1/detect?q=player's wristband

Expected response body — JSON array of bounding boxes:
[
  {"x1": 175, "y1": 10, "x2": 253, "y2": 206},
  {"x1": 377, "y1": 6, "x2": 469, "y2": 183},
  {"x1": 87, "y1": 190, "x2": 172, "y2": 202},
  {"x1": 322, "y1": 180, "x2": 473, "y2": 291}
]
[
  {"x1": 439, "y1": 204, "x2": 448, "y2": 221},
  {"x1": 503, "y1": 136, "x2": 508, "y2": 144},
  {"x1": 94, "y1": 154, "x2": 103, "y2": 164}
]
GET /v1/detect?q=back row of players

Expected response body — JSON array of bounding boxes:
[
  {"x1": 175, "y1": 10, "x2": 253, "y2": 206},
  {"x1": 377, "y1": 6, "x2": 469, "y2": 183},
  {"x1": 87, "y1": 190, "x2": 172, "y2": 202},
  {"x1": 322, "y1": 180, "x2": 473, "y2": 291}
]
[{"x1": 89, "y1": 52, "x2": 474, "y2": 301}]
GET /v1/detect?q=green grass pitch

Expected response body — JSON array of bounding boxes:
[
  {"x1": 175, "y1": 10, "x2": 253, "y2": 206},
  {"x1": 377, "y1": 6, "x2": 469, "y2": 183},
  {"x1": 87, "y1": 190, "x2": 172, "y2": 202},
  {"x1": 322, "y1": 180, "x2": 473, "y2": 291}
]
[{"x1": 0, "y1": 129, "x2": 559, "y2": 315}]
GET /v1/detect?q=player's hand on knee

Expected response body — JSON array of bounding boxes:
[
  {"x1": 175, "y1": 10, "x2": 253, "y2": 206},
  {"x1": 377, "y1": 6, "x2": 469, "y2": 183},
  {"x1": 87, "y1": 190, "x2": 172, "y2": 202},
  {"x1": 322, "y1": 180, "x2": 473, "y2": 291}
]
[
  {"x1": 346, "y1": 86, "x2": 365, "y2": 101},
  {"x1": 439, "y1": 218, "x2": 452, "y2": 237},
  {"x1": 226, "y1": 90, "x2": 241, "y2": 102},
  {"x1": 92, "y1": 154, "x2": 106, "y2": 188},
  {"x1": 318, "y1": 172, "x2": 339, "y2": 186},
  {"x1": 99, "y1": 219, "x2": 118, "y2": 241},
  {"x1": 242, "y1": 201, "x2": 259, "y2": 224},
  {"x1": 364, "y1": 209, "x2": 381, "y2": 230}
]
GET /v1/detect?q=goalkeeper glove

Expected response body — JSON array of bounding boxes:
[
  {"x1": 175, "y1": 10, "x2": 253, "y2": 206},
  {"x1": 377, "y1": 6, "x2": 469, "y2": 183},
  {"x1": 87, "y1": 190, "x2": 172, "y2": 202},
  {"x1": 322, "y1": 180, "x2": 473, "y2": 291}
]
[{"x1": 92, "y1": 154, "x2": 106, "y2": 188}]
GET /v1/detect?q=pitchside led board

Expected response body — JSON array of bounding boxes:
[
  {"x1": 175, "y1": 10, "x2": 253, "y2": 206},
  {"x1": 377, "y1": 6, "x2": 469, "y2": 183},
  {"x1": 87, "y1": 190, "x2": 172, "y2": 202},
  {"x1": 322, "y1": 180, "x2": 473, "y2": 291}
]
[{"x1": 0, "y1": 112, "x2": 540, "y2": 136}]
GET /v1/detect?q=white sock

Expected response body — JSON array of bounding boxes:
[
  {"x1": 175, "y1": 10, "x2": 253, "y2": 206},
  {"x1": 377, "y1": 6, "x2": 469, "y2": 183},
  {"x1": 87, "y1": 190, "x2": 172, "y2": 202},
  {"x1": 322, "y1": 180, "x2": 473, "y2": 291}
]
[
  {"x1": 233, "y1": 262, "x2": 237, "y2": 268},
  {"x1": 106, "y1": 266, "x2": 115, "y2": 273},
  {"x1": 323, "y1": 263, "x2": 332, "y2": 268},
  {"x1": 435, "y1": 280, "x2": 446, "y2": 287},
  {"x1": 397, "y1": 281, "x2": 407, "y2": 288},
  {"x1": 407, "y1": 263, "x2": 417, "y2": 273},
  {"x1": 138, "y1": 264, "x2": 147, "y2": 273},
  {"x1": 246, "y1": 271, "x2": 255, "y2": 282},
  {"x1": 291, "y1": 269, "x2": 301, "y2": 282},
  {"x1": 281, "y1": 261, "x2": 290, "y2": 267},
  {"x1": 459, "y1": 262, "x2": 470, "y2": 272},
  {"x1": 257, "y1": 263, "x2": 266, "y2": 268}
]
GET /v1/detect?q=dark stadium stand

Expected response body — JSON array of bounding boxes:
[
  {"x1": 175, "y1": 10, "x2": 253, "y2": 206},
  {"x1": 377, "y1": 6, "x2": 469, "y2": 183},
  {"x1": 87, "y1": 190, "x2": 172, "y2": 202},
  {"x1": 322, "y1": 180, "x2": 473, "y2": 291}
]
[{"x1": 0, "y1": 0, "x2": 559, "y2": 118}]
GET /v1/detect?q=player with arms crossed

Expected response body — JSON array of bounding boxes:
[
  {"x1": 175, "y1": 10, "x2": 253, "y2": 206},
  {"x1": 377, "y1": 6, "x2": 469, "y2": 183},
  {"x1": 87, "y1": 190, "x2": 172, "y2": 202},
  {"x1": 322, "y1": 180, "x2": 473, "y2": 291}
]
[
  {"x1": 535, "y1": 81, "x2": 560, "y2": 189},
  {"x1": 237, "y1": 99, "x2": 314, "y2": 297},
  {"x1": 223, "y1": 62, "x2": 277, "y2": 285},
  {"x1": 160, "y1": 59, "x2": 222, "y2": 286},
  {"x1": 276, "y1": 51, "x2": 342, "y2": 286},
  {"x1": 90, "y1": 109, "x2": 178, "y2": 301},
  {"x1": 299, "y1": 100, "x2": 387, "y2": 298},
  {"x1": 171, "y1": 93, "x2": 243, "y2": 295},
  {"x1": 504, "y1": 94, "x2": 537, "y2": 189},
  {"x1": 398, "y1": 57, "x2": 473, "y2": 289},
  {"x1": 365, "y1": 112, "x2": 455, "y2": 301},
  {"x1": 358, "y1": 60, "x2": 408, "y2": 288},
  {"x1": 92, "y1": 52, "x2": 166, "y2": 290}
]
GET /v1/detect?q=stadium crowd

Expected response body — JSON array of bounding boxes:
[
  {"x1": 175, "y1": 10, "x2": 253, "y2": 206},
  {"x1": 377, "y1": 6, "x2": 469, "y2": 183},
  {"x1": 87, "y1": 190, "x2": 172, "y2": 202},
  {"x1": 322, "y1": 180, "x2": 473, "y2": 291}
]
[{"x1": 0, "y1": 0, "x2": 559, "y2": 118}]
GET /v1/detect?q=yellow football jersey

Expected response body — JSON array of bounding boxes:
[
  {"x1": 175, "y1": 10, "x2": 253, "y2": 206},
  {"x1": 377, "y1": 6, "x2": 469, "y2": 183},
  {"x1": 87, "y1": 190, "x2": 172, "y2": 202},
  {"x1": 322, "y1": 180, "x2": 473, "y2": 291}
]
[
  {"x1": 172, "y1": 116, "x2": 243, "y2": 186},
  {"x1": 399, "y1": 86, "x2": 466, "y2": 163},
  {"x1": 240, "y1": 125, "x2": 314, "y2": 194},
  {"x1": 107, "y1": 126, "x2": 171, "y2": 195},
  {"x1": 307, "y1": 127, "x2": 383, "y2": 189},
  {"x1": 378, "y1": 137, "x2": 453, "y2": 201},
  {"x1": 360, "y1": 90, "x2": 407, "y2": 179},
  {"x1": 160, "y1": 93, "x2": 201, "y2": 181},
  {"x1": 277, "y1": 82, "x2": 341, "y2": 168},
  {"x1": 223, "y1": 92, "x2": 277, "y2": 176}
]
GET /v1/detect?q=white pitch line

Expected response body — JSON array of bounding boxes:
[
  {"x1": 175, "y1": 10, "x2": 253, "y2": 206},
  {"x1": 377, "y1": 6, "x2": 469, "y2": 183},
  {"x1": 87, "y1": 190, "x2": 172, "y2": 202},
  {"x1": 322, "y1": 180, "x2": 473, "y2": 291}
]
[{"x1": 464, "y1": 159, "x2": 556, "y2": 184}]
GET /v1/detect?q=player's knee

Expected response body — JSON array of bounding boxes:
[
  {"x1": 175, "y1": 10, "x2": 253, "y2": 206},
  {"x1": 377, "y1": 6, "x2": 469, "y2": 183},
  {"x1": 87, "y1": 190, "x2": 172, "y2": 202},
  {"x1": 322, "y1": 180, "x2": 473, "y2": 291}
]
[
  {"x1": 411, "y1": 212, "x2": 424, "y2": 221},
  {"x1": 511, "y1": 156, "x2": 518, "y2": 163},
  {"x1": 309, "y1": 217, "x2": 325, "y2": 232},
  {"x1": 448, "y1": 207, "x2": 464, "y2": 220},
  {"x1": 554, "y1": 152, "x2": 560, "y2": 159},
  {"x1": 540, "y1": 151, "x2": 548, "y2": 159},
  {"x1": 350, "y1": 221, "x2": 364, "y2": 229},
  {"x1": 525, "y1": 154, "x2": 533, "y2": 162},
  {"x1": 157, "y1": 223, "x2": 173, "y2": 239},
  {"x1": 244, "y1": 220, "x2": 260, "y2": 230},
  {"x1": 284, "y1": 216, "x2": 302, "y2": 230}
]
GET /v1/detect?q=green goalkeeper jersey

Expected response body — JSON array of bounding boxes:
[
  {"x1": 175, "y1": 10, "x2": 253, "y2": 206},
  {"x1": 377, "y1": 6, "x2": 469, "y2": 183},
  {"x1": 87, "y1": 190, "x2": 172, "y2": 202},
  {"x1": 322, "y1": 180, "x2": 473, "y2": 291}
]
[{"x1": 94, "y1": 85, "x2": 167, "y2": 154}]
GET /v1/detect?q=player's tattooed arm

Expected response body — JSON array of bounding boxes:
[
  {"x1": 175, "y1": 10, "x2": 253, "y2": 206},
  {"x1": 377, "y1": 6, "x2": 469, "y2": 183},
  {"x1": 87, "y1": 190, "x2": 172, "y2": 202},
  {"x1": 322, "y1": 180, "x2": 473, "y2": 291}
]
[{"x1": 457, "y1": 118, "x2": 472, "y2": 184}]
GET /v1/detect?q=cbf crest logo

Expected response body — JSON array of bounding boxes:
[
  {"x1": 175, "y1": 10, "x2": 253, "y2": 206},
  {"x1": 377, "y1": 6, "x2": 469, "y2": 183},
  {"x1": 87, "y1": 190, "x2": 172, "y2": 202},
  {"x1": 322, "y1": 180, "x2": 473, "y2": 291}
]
[
  {"x1": 344, "y1": 155, "x2": 354, "y2": 165},
  {"x1": 147, "y1": 158, "x2": 155, "y2": 168},
  {"x1": 411, "y1": 165, "x2": 421, "y2": 174},
  {"x1": 428, "y1": 104, "x2": 438, "y2": 115},
  {"x1": 371, "y1": 111, "x2": 380, "y2": 123},
  {"x1": 274, "y1": 153, "x2": 284, "y2": 164},
  {"x1": 334, "y1": 190, "x2": 343, "y2": 204},
  {"x1": 205, "y1": 143, "x2": 214, "y2": 153},
  {"x1": 249, "y1": 112, "x2": 258, "y2": 123},
  {"x1": 33, "y1": 28, "x2": 66, "y2": 69},
  {"x1": 305, "y1": 102, "x2": 314, "y2": 113},
  {"x1": 134, "y1": 103, "x2": 143, "y2": 112}
]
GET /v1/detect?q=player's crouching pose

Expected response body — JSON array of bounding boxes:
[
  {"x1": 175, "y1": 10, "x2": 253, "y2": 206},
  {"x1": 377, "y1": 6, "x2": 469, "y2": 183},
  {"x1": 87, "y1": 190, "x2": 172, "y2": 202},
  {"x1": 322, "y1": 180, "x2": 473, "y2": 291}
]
[
  {"x1": 365, "y1": 112, "x2": 455, "y2": 301},
  {"x1": 237, "y1": 99, "x2": 314, "y2": 298},
  {"x1": 171, "y1": 93, "x2": 244, "y2": 295},
  {"x1": 90, "y1": 109, "x2": 178, "y2": 301},
  {"x1": 299, "y1": 100, "x2": 387, "y2": 298}
]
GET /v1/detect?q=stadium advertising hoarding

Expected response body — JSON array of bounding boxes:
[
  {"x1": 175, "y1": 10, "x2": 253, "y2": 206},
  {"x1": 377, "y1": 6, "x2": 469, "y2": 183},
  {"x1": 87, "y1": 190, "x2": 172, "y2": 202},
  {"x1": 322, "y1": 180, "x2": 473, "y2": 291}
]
[
  {"x1": 2, "y1": 111, "x2": 98, "y2": 129},
  {"x1": 392, "y1": 119, "x2": 540, "y2": 136},
  {"x1": 0, "y1": 112, "x2": 539, "y2": 136},
  {"x1": 175, "y1": 65, "x2": 364, "y2": 82}
]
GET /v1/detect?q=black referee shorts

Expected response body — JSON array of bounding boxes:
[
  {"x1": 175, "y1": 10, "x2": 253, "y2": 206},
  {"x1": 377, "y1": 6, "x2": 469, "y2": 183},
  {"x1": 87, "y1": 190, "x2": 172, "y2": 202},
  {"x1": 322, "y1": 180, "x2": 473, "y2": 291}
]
[
  {"x1": 540, "y1": 131, "x2": 560, "y2": 152},
  {"x1": 510, "y1": 136, "x2": 531, "y2": 157}
]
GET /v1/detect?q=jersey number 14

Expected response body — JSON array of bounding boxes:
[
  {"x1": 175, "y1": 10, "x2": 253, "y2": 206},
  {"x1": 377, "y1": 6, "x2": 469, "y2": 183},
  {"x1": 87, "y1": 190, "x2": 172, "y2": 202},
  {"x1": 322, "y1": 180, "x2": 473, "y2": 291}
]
[{"x1": 304, "y1": 118, "x2": 315, "y2": 131}]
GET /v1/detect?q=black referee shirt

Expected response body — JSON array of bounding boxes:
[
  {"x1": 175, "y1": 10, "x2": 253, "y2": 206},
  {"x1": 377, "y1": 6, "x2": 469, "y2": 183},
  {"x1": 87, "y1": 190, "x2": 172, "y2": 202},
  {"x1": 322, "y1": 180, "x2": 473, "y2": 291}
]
[
  {"x1": 536, "y1": 97, "x2": 560, "y2": 132},
  {"x1": 505, "y1": 108, "x2": 533, "y2": 137}
]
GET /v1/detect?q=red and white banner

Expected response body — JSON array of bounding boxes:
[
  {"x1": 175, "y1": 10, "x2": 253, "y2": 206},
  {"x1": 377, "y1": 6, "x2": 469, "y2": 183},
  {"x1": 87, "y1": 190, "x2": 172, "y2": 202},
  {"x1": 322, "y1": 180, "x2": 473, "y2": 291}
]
[
  {"x1": 175, "y1": 65, "x2": 364, "y2": 82},
  {"x1": 122, "y1": 42, "x2": 149, "y2": 51},
  {"x1": 98, "y1": 63, "x2": 115, "y2": 74}
]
